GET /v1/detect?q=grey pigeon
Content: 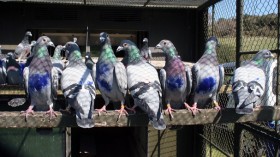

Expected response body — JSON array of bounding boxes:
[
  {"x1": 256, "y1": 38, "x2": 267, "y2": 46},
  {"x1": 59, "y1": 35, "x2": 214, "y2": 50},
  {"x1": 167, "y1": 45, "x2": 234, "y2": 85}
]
[
  {"x1": 95, "y1": 32, "x2": 128, "y2": 120},
  {"x1": 51, "y1": 45, "x2": 65, "y2": 90},
  {"x1": 117, "y1": 40, "x2": 166, "y2": 130},
  {"x1": 21, "y1": 36, "x2": 56, "y2": 120},
  {"x1": 15, "y1": 31, "x2": 32, "y2": 61},
  {"x1": 6, "y1": 52, "x2": 23, "y2": 85},
  {"x1": 61, "y1": 41, "x2": 96, "y2": 128},
  {"x1": 0, "y1": 45, "x2": 7, "y2": 84},
  {"x1": 85, "y1": 51, "x2": 96, "y2": 83},
  {"x1": 141, "y1": 38, "x2": 152, "y2": 63},
  {"x1": 186, "y1": 36, "x2": 224, "y2": 115},
  {"x1": 232, "y1": 50, "x2": 274, "y2": 114},
  {"x1": 155, "y1": 39, "x2": 192, "y2": 119}
]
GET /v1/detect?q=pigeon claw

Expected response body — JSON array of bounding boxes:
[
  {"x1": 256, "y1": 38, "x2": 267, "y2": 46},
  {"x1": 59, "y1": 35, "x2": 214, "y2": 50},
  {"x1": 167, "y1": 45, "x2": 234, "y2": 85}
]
[
  {"x1": 164, "y1": 104, "x2": 176, "y2": 120},
  {"x1": 125, "y1": 105, "x2": 137, "y2": 115},
  {"x1": 95, "y1": 105, "x2": 107, "y2": 116},
  {"x1": 213, "y1": 101, "x2": 221, "y2": 111},
  {"x1": 21, "y1": 108, "x2": 34, "y2": 122},
  {"x1": 115, "y1": 105, "x2": 128, "y2": 121},
  {"x1": 185, "y1": 103, "x2": 201, "y2": 116},
  {"x1": 46, "y1": 108, "x2": 57, "y2": 120}
]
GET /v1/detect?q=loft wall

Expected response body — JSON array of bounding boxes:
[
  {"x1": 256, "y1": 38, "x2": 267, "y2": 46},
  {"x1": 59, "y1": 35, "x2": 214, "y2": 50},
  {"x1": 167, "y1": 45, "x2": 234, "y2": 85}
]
[{"x1": 0, "y1": 2, "x2": 203, "y2": 62}]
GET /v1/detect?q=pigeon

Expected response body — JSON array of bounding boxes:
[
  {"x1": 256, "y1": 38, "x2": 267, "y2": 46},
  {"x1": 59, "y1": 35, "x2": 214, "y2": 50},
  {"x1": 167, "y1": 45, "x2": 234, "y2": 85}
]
[
  {"x1": 116, "y1": 40, "x2": 166, "y2": 130},
  {"x1": 141, "y1": 38, "x2": 152, "y2": 63},
  {"x1": 95, "y1": 32, "x2": 128, "y2": 120},
  {"x1": 61, "y1": 41, "x2": 96, "y2": 128},
  {"x1": 0, "y1": 45, "x2": 7, "y2": 84},
  {"x1": 21, "y1": 36, "x2": 56, "y2": 120},
  {"x1": 15, "y1": 31, "x2": 32, "y2": 61},
  {"x1": 232, "y1": 50, "x2": 274, "y2": 114},
  {"x1": 6, "y1": 52, "x2": 23, "y2": 85},
  {"x1": 186, "y1": 36, "x2": 224, "y2": 115},
  {"x1": 51, "y1": 45, "x2": 65, "y2": 90},
  {"x1": 155, "y1": 39, "x2": 192, "y2": 119}
]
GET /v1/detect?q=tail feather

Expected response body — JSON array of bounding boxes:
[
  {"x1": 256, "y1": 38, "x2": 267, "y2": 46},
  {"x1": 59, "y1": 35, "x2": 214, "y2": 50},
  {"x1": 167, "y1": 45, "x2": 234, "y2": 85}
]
[
  {"x1": 76, "y1": 116, "x2": 94, "y2": 128},
  {"x1": 151, "y1": 116, "x2": 166, "y2": 130}
]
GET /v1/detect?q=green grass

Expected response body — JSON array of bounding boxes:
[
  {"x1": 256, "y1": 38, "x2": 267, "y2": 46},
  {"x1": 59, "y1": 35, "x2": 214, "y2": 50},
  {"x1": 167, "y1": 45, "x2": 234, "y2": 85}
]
[{"x1": 217, "y1": 36, "x2": 277, "y2": 64}]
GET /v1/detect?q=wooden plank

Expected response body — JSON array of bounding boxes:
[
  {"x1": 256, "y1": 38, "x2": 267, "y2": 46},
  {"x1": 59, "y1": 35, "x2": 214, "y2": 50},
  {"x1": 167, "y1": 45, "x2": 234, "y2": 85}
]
[{"x1": 0, "y1": 106, "x2": 279, "y2": 128}]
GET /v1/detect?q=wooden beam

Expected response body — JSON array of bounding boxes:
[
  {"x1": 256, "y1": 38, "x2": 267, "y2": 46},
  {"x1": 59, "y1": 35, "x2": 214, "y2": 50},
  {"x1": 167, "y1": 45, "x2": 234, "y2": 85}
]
[{"x1": 0, "y1": 106, "x2": 279, "y2": 128}]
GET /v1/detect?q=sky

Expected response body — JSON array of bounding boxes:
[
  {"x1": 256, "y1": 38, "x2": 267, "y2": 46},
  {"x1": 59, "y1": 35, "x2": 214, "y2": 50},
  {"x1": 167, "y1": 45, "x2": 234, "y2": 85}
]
[{"x1": 210, "y1": 0, "x2": 278, "y2": 20}]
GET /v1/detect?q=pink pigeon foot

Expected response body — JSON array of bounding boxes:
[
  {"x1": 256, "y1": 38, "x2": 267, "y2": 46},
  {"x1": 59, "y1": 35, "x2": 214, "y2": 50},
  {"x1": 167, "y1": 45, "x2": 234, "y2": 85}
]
[
  {"x1": 21, "y1": 106, "x2": 34, "y2": 121},
  {"x1": 46, "y1": 108, "x2": 57, "y2": 120},
  {"x1": 213, "y1": 101, "x2": 221, "y2": 111},
  {"x1": 95, "y1": 105, "x2": 107, "y2": 116},
  {"x1": 185, "y1": 103, "x2": 201, "y2": 116},
  {"x1": 115, "y1": 104, "x2": 129, "y2": 121},
  {"x1": 164, "y1": 104, "x2": 176, "y2": 120}
]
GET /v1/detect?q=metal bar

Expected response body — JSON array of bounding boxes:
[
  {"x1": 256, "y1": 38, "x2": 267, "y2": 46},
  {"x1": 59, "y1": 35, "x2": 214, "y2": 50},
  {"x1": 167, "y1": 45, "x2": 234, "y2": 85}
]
[
  {"x1": 199, "y1": 133, "x2": 231, "y2": 157},
  {"x1": 143, "y1": 0, "x2": 151, "y2": 7},
  {"x1": 233, "y1": 123, "x2": 242, "y2": 157},
  {"x1": 236, "y1": 0, "x2": 243, "y2": 68},
  {"x1": 211, "y1": 4, "x2": 215, "y2": 36}
]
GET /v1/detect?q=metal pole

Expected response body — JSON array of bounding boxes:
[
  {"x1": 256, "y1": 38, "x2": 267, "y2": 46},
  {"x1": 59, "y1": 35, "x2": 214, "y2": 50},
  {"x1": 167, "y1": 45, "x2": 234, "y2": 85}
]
[
  {"x1": 212, "y1": 4, "x2": 215, "y2": 36},
  {"x1": 236, "y1": 0, "x2": 243, "y2": 68}
]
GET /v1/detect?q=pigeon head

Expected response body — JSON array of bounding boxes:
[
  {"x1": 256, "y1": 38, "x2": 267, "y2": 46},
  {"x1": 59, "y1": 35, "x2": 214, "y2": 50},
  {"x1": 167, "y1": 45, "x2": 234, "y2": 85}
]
[
  {"x1": 36, "y1": 36, "x2": 54, "y2": 47},
  {"x1": 25, "y1": 31, "x2": 32, "y2": 37},
  {"x1": 206, "y1": 36, "x2": 220, "y2": 48},
  {"x1": 155, "y1": 39, "x2": 178, "y2": 57},
  {"x1": 73, "y1": 37, "x2": 77, "y2": 43},
  {"x1": 85, "y1": 51, "x2": 91, "y2": 59},
  {"x1": 53, "y1": 45, "x2": 63, "y2": 59},
  {"x1": 100, "y1": 32, "x2": 110, "y2": 44},
  {"x1": 64, "y1": 41, "x2": 82, "y2": 60},
  {"x1": 117, "y1": 40, "x2": 141, "y2": 64},
  {"x1": 7, "y1": 52, "x2": 15, "y2": 59},
  {"x1": 143, "y1": 38, "x2": 148, "y2": 43},
  {"x1": 116, "y1": 40, "x2": 137, "y2": 52},
  {"x1": 252, "y1": 49, "x2": 274, "y2": 64}
]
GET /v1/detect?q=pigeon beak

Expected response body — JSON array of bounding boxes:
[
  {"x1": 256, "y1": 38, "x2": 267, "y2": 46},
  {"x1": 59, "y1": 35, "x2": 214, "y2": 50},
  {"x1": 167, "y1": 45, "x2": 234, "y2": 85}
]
[
  {"x1": 271, "y1": 53, "x2": 275, "y2": 58},
  {"x1": 116, "y1": 46, "x2": 124, "y2": 52},
  {"x1": 48, "y1": 41, "x2": 55, "y2": 47},
  {"x1": 155, "y1": 44, "x2": 162, "y2": 49}
]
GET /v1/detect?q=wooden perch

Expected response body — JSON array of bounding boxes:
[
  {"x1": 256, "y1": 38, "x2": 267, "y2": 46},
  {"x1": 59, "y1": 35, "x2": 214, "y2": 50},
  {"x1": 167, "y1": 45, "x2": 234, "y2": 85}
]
[{"x1": 0, "y1": 106, "x2": 278, "y2": 128}]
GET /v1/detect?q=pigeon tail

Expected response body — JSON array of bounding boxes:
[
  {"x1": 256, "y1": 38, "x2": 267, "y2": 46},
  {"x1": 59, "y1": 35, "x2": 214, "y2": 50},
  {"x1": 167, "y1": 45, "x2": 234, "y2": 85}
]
[
  {"x1": 236, "y1": 108, "x2": 254, "y2": 114},
  {"x1": 151, "y1": 116, "x2": 166, "y2": 130},
  {"x1": 76, "y1": 117, "x2": 94, "y2": 128}
]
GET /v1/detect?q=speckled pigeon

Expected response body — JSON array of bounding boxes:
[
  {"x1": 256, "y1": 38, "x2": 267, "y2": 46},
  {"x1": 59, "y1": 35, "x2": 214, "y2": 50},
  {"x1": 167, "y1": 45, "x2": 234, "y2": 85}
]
[
  {"x1": 117, "y1": 40, "x2": 166, "y2": 130},
  {"x1": 155, "y1": 39, "x2": 192, "y2": 119},
  {"x1": 95, "y1": 32, "x2": 128, "y2": 120},
  {"x1": 186, "y1": 36, "x2": 224, "y2": 115},
  {"x1": 141, "y1": 38, "x2": 152, "y2": 63},
  {"x1": 232, "y1": 50, "x2": 274, "y2": 114},
  {"x1": 21, "y1": 36, "x2": 56, "y2": 120},
  {"x1": 15, "y1": 31, "x2": 32, "y2": 61},
  {"x1": 61, "y1": 41, "x2": 96, "y2": 128},
  {"x1": 6, "y1": 52, "x2": 23, "y2": 85},
  {"x1": 51, "y1": 45, "x2": 64, "y2": 90}
]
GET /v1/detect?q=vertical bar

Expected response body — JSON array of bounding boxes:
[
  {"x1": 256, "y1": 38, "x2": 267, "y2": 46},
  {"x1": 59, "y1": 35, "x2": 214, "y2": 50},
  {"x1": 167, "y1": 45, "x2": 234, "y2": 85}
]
[
  {"x1": 158, "y1": 130, "x2": 160, "y2": 157},
  {"x1": 236, "y1": 0, "x2": 243, "y2": 68},
  {"x1": 65, "y1": 127, "x2": 71, "y2": 157},
  {"x1": 210, "y1": 125, "x2": 213, "y2": 157},
  {"x1": 233, "y1": 123, "x2": 242, "y2": 157},
  {"x1": 211, "y1": 4, "x2": 215, "y2": 36}
]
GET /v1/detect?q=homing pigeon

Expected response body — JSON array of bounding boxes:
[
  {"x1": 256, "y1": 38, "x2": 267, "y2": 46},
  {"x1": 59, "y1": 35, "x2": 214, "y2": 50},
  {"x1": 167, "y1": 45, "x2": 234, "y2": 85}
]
[
  {"x1": 141, "y1": 38, "x2": 152, "y2": 63},
  {"x1": 21, "y1": 36, "x2": 56, "y2": 120},
  {"x1": 155, "y1": 39, "x2": 192, "y2": 119},
  {"x1": 61, "y1": 41, "x2": 96, "y2": 128},
  {"x1": 117, "y1": 40, "x2": 166, "y2": 130},
  {"x1": 232, "y1": 49, "x2": 274, "y2": 114},
  {"x1": 0, "y1": 45, "x2": 7, "y2": 84},
  {"x1": 85, "y1": 51, "x2": 96, "y2": 83},
  {"x1": 15, "y1": 31, "x2": 32, "y2": 62},
  {"x1": 95, "y1": 32, "x2": 128, "y2": 120},
  {"x1": 51, "y1": 45, "x2": 65, "y2": 90},
  {"x1": 186, "y1": 36, "x2": 224, "y2": 115}
]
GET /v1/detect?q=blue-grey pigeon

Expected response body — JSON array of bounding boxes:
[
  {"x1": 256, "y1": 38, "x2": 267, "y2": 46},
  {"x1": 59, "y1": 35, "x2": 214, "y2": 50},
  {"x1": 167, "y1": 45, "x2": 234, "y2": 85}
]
[
  {"x1": 51, "y1": 45, "x2": 64, "y2": 90},
  {"x1": 0, "y1": 45, "x2": 7, "y2": 84},
  {"x1": 233, "y1": 49, "x2": 274, "y2": 114},
  {"x1": 15, "y1": 31, "x2": 32, "y2": 61},
  {"x1": 21, "y1": 36, "x2": 56, "y2": 120},
  {"x1": 117, "y1": 40, "x2": 166, "y2": 130},
  {"x1": 6, "y1": 52, "x2": 23, "y2": 85},
  {"x1": 141, "y1": 38, "x2": 152, "y2": 63},
  {"x1": 186, "y1": 36, "x2": 224, "y2": 115},
  {"x1": 61, "y1": 41, "x2": 96, "y2": 128},
  {"x1": 95, "y1": 32, "x2": 128, "y2": 120},
  {"x1": 155, "y1": 39, "x2": 192, "y2": 119}
]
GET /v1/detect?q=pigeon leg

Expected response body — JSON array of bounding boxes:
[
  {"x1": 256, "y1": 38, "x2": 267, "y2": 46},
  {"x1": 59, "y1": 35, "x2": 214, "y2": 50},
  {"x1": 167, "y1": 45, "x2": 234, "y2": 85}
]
[
  {"x1": 21, "y1": 105, "x2": 34, "y2": 121},
  {"x1": 115, "y1": 104, "x2": 128, "y2": 121},
  {"x1": 125, "y1": 104, "x2": 137, "y2": 114},
  {"x1": 95, "y1": 105, "x2": 107, "y2": 116},
  {"x1": 164, "y1": 104, "x2": 176, "y2": 120},
  {"x1": 185, "y1": 102, "x2": 201, "y2": 116},
  {"x1": 46, "y1": 107, "x2": 57, "y2": 120},
  {"x1": 213, "y1": 101, "x2": 221, "y2": 111}
]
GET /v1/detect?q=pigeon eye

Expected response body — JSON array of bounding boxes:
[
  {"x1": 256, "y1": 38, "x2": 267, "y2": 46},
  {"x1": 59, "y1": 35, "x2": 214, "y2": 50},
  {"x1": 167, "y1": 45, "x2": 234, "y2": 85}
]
[
  {"x1": 123, "y1": 43, "x2": 128, "y2": 47},
  {"x1": 163, "y1": 42, "x2": 166, "y2": 45}
]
